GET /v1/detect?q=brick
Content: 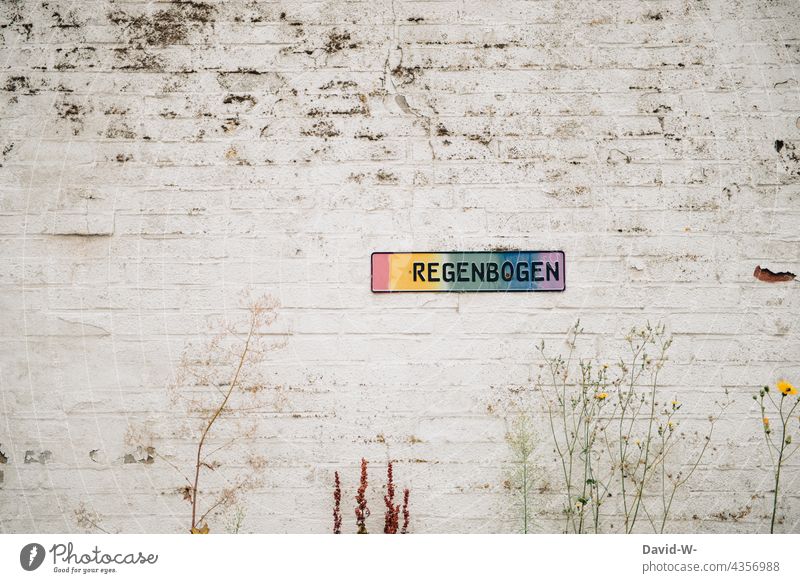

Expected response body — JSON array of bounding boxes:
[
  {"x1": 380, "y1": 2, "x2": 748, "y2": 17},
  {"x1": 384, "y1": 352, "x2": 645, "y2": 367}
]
[{"x1": 0, "y1": 0, "x2": 798, "y2": 535}]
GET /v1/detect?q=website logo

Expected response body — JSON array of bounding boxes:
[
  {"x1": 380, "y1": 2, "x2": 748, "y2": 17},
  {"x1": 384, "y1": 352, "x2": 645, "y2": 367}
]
[{"x1": 20, "y1": 543, "x2": 46, "y2": 571}]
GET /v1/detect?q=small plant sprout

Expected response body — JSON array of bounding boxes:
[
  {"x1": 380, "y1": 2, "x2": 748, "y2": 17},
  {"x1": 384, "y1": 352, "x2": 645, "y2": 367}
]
[
  {"x1": 168, "y1": 294, "x2": 281, "y2": 534},
  {"x1": 74, "y1": 501, "x2": 111, "y2": 534},
  {"x1": 505, "y1": 411, "x2": 538, "y2": 533},
  {"x1": 224, "y1": 505, "x2": 247, "y2": 534}
]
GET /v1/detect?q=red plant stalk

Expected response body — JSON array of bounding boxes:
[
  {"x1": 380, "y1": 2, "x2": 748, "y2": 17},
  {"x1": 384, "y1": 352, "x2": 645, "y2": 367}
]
[
  {"x1": 384, "y1": 461, "x2": 400, "y2": 534},
  {"x1": 355, "y1": 458, "x2": 370, "y2": 534},
  {"x1": 401, "y1": 488, "x2": 410, "y2": 534},
  {"x1": 333, "y1": 471, "x2": 342, "y2": 534}
]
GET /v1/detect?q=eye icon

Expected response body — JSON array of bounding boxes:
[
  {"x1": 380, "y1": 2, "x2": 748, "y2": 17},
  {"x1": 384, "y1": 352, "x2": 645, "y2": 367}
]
[{"x1": 20, "y1": 543, "x2": 45, "y2": 571}]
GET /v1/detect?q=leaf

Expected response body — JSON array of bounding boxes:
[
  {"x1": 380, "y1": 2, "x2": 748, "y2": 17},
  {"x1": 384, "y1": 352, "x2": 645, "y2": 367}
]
[{"x1": 190, "y1": 523, "x2": 209, "y2": 534}]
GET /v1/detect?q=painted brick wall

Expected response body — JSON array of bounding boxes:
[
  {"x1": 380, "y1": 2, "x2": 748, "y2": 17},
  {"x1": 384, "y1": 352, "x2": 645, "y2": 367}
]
[{"x1": 1, "y1": 0, "x2": 799, "y2": 534}]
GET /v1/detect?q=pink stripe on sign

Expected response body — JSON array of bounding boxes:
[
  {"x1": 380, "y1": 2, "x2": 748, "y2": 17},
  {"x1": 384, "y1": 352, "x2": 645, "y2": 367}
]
[{"x1": 371, "y1": 253, "x2": 390, "y2": 291}]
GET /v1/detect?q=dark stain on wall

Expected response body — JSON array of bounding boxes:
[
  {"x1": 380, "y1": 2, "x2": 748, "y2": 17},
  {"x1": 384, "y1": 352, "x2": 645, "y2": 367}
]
[
  {"x1": 3, "y1": 75, "x2": 36, "y2": 94},
  {"x1": 223, "y1": 94, "x2": 258, "y2": 108},
  {"x1": 108, "y1": 1, "x2": 215, "y2": 47},
  {"x1": 774, "y1": 139, "x2": 800, "y2": 176},
  {"x1": 1, "y1": 142, "x2": 14, "y2": 167},
  {"x1": 54, "y1": 47, "x2": 97, "y2": 71},
  {"x1": 302, "y1": 120, "x2": 340, "y2": 138},
  {"x1": 55, "y1": 101, "x2": 87, "y2": 135},
  {"x1": 111, "y1": 47, "x2": 165, "y2": 71},
  {"x1": 1, "y1": 0, "x2": 33, "y2": 41},
  {"x1": 324, "y1": 30, "x2": 359, "y2": 54}
]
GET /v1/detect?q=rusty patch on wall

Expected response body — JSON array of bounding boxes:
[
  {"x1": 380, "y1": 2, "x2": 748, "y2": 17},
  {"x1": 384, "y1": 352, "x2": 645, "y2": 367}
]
[{"x1": 754, "y1": 265, "x2": 796, "y2": 283}]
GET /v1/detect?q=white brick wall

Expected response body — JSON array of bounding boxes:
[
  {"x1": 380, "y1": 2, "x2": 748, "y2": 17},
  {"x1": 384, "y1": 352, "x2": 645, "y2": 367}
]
[{"x1": 1, "y1": 0, "x2": 799, "y2": 533}]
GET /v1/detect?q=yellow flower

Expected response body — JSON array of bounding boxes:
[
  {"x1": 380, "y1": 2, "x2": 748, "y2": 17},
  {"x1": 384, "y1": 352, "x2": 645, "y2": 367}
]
[
  {"x1": 595, "y1": 392, "x2": 608, "y2": 400},
  {"x1": 777, "y1": 380, "x2": 797, "y2": 396},
  {"x1": 763, "y1": 417, "x2": 770, "y2": 425}
]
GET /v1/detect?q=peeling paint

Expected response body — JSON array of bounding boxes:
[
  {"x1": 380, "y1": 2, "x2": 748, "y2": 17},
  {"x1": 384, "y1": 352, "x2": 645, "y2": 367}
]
[
  {"x1": 123, "y1": 446, "x2": 155, "y2": 464},
  {"x1": 24, "y1": 450, "x2": 52, "y2": 464}
]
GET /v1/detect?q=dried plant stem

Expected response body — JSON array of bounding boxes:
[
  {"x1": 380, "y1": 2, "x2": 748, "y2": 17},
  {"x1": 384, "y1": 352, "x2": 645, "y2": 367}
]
[
  {"x1": 74, "y1": 502, "x2": 111, "y2": 534},
  {"x1": 190, "y1": 312, "x2": 257, "y2": 532},
  {"x1": 197, "y1": 475, "x2": 251, "y2": 527}
]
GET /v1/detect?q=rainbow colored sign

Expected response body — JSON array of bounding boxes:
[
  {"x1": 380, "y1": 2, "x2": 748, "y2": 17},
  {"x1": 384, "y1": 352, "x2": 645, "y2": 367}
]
[{"x1": 371, "y1": 251, "x2": 565, "y2": 293}]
